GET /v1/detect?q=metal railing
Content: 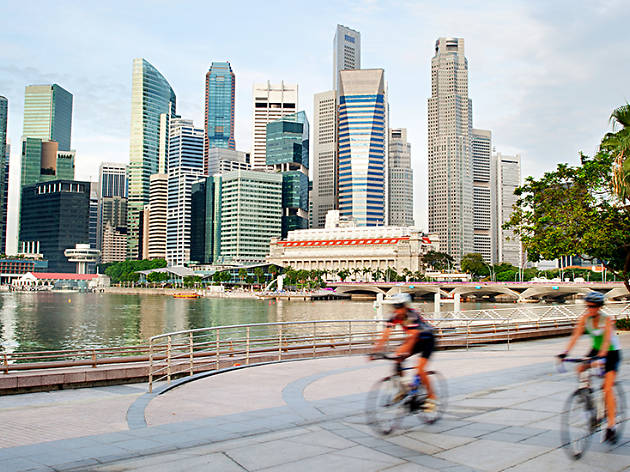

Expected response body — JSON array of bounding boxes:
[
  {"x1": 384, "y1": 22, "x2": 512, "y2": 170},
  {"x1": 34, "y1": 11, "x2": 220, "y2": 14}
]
[{"x1": 147, "y1": 302, "x2": 630, "y2": 392}]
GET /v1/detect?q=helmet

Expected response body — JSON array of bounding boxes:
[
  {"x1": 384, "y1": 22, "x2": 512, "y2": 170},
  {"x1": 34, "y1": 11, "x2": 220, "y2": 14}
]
[
  {"x1": 584, "y1": 291, "x2": 605, "y2": 305},
  {"x1": 384, "y1": 293, "x2": 412, "y2": 306}
]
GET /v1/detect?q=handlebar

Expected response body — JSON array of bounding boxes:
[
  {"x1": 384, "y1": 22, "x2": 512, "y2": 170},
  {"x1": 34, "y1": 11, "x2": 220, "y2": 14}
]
[
  {"x1": 556, "y1": 356, "x2": 604, "y2": 374},
  {"x1": 369, "y1": 352, "x2": 403, "y2": 361}
]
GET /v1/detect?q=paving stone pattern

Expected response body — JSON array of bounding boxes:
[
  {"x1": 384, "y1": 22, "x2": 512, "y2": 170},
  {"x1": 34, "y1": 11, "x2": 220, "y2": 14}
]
[{"x1": 2, "y1": 335, "x2": 630, "y2": 470}]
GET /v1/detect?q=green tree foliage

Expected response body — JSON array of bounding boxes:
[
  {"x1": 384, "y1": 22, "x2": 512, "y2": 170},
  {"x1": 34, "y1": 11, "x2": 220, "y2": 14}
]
[
  {"x1": 422, "y1": 250, "x2": 454, "y2": 271},
  {"x1": 601, "y1": 103, "x2": 630, "y2": 203},
  {"x1": 104, "y1": 259, "x2": 167, "y2": 283},
  {"x1": 460, "y1": 253, "x2": 490, "y2": 278},
  {"x1": 337, "y1": 269, "x2": 350, "y2": 282},
  {"x1": 147, "y1": 271, "x2": 170, "y2": 284},
  {"x1": 254, "y1": 267, "x2": 265, "y2": 284},
  {"x1": 505, "y1": 150, "x2": 630, "y2": 292}
]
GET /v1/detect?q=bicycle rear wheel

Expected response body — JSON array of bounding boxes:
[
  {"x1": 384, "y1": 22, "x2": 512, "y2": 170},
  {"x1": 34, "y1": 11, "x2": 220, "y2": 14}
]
[
  {"x1": 416, "y1": 370, "x2": 448, "y2": 424},
  {"x1": 561, "y1": 389, "x2": 595, "y2": 460},
  {"x1": 366, "y1": 375, "x2": 407, "y2": 435}
]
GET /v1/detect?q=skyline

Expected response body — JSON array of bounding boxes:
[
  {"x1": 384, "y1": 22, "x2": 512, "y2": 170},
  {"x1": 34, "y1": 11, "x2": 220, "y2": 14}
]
[{"x1": 1, "y1": 1, "x2": 629, "y2": 234}]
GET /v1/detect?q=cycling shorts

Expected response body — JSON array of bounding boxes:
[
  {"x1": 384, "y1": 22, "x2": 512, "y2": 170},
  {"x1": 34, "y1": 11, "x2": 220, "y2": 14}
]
[
  {"x1": 587, "y1": 348, "x2": 621, "y2": 373},
  {"x1": 410, "y1": 333, "x2": 435, "y2": 359}
]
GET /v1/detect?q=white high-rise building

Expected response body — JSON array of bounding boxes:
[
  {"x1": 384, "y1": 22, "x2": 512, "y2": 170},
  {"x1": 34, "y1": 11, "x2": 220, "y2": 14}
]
[
  {"x1": 493, "y1": 152, "x2": 521, "y2": 266},
  {"x1": 147, "y1": 174, "x2": 168, "y2": 260},
  {"x1": 427, "y1": 37, "x2": 473, "y2": 264},
  {"x1": 251, "y1": 82, "x2": 298, "y2": 169},
  {"x1": 207, "y1": 148, "x2": 249, "y2": 176},
  {"x1": 312, "y1": 91, "x2": 337, "y2": 229},
  {"x1": 471, "y1": 129, "x2": 493, "y2": 263},
  {"x1": 333, "y1": 25, "x2": 361, "y2": 90},
  {"x1": 388, "y1": 128, "x2": 414, "y2": 227},
  {"x1": 166, "y1": 118, "x2": 204, "y2": 266}
]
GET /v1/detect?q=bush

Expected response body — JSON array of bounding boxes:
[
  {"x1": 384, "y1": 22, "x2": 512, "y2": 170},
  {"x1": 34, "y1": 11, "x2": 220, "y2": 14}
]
[{"x1": 616, "y1": 317, "x2": 630, "y2": 331}]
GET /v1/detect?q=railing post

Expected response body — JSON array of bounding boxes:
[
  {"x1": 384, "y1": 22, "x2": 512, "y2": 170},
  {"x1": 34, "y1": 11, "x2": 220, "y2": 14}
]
[
  {"x1": 246, "y1": 327, "x2": 250, "y2": 365},
  {"x1": 189, "y1": 332, "x2": 194, "y2": 376},
  {"x1": 216, "y1": 330, "x2": 220, "y2": 371},
  {"x1": 312, "y1": 322, "x2": 316, "y2": 357},
  {"x1": 91, "y1": 349, "x2": 96, "y2": 368},
  {"x1": 278, "y1": 325, "x2": 283, "y2": 360},
  {"x1": 148, "y1": 339, "x2": 153, "y2": 393},
  {"x1": 466, "y1": 321, "x2": 470, "y2": 351},
  {"x1": 167, "y1": 335, "x2": 172, "y2": 384},
  {"x1": 2, "y1": 351, "x2": 8, "y2": 374},
  {"x1": 507, "y1": 321, "x2": 511, "y2": 351},
  {"x1": 348, "y1": 321, "x2": 352, "y2": 354}
]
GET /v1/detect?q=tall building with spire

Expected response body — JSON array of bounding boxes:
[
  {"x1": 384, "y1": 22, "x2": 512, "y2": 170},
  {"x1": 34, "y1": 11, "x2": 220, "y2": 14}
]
[
  {"x1": 127, "y1": 58, "x2": 176, "y2": 260},
  {"x1": 204, "y1": 62, "x2": 235, "y2": 173},
  {"x1": 427, "y1": 37, "x2": 473, "y2": 264}
]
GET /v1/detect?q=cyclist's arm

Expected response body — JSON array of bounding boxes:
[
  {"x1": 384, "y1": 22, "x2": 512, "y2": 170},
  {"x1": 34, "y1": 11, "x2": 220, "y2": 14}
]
[
  {"x1": 563, "y1": 315, "x2": 586, "y2": 354},
  {"x1": 598, "y1": 316, "x2": 614, "y2": 357},
  {"x1": 395, "y1": 329, "x2": 419, "y2": 357},
  {"x1": 374, "y1": 327, "x2": 393, "y2": 353}
]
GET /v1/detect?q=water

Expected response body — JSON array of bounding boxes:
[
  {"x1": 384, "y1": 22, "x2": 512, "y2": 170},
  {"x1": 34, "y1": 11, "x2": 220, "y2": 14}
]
[{"x1": 0, "y1": 292, "x2": 522, "y2": 352}]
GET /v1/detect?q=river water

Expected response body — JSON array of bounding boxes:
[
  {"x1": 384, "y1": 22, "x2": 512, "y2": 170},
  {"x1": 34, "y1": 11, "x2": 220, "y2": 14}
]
[{"x1": 0, "y1": 292, "x2": 522, "y2": 352}]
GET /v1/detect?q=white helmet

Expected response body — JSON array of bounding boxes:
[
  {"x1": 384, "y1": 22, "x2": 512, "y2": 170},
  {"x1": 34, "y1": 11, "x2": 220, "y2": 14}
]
[{"x1": 384, "y1": 293, "x2": 412, "y2": 306}]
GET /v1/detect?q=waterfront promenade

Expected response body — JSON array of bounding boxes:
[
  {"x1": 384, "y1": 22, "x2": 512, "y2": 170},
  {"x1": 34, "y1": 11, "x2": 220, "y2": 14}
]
[{"x1": 2, "y1": 335, "x2": 630, "y2": 471}]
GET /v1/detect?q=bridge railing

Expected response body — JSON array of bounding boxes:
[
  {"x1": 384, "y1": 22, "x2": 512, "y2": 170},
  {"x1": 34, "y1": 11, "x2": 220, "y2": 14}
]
[{"x1": 147, "y1": 302, "x2": 630, "y2": 392}]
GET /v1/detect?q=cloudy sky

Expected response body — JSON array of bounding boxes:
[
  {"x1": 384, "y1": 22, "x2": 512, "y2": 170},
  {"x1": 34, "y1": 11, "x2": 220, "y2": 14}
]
[{"x1": 1, "y1": 0, "x2": 628, "y2": 234}]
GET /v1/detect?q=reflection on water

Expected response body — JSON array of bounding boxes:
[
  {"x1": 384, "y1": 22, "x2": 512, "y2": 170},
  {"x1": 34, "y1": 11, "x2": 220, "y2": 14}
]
[{"x1": 0, "y1": 292, "x2": 523, "y2": 352}]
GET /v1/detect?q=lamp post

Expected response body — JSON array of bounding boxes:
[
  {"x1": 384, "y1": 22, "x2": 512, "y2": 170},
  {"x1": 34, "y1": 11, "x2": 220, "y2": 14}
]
[{"x1": 482, "y1": 261, "x2": 495, "y2": 282}]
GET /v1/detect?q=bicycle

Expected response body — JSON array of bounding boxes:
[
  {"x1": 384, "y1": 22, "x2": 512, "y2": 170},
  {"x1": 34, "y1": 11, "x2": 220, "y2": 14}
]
[
  {"x1": 558, "y1": 357, "x2": 626, "y2": 460},
  {"x1": 365, "y1": 353, "x2": 447, "y2": 435}
]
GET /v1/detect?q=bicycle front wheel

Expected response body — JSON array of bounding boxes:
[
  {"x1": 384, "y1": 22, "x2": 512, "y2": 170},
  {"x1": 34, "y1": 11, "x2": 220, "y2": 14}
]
[
  {"x1": 417, "y1": 370, "x2": 448, "y2": 424},
  {"x1": 366, "y1": 375, "x2": 407, "y2": 435},
  {"x1": 561, "y1": 389, "x2": 595, "y2": 460}
]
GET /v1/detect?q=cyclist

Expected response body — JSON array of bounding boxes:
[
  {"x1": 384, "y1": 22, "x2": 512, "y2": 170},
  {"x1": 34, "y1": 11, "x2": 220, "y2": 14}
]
[
  {"x1": 558, "y1": 291, "x2": 621, "y2": 443},
  {"x1": 371, "y1": 292, "x2": 436, "y2": 411}
]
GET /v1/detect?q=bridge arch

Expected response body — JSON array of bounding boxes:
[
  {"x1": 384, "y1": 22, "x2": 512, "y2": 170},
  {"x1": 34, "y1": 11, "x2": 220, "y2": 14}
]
[
  {"x1": 519, "y1": 286, "x2": 593, "y2": 301},
  {"x1": 448, "y1": 285, "x2": 520, "y2": 301}
]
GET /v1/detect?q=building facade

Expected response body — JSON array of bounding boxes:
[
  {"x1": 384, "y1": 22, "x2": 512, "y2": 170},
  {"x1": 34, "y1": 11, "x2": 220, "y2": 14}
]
[
  {"x1": 338, "y1": 69, "x2": 387, "y2": 227},
  {"x1": 23, "y1": 84, "x2": 73, "y2": 151},
  {"x1": 268, "y1": 226, "x2": 438, "y2": 275},
  {"x1": 252, "y1": 82, "x2": 298, "y2": 169},
  {"x1": 204, "y1": 62, "x2": 235, "y2": 173},
  {"x1": 471, "y1": 128, "x2": 493, "y2": 263},
  {"x1": 127, "y1": 58, "x2": 176, "y2": 260},
  {"x1": 190, "y1": 176, "x2": 221, "y2": 265},
  {"x1": 266, "y1": 112, "x2": 309, "y2": 236},
  {"x1": 0, "y1": 96, "x2": 7, "y2": 254},
  {"x1": 333, "y1": 25, "x2": 361, "y2": 91},
  {"x1": 166, "y1": 118, "x2": 204, "y2": 266},
  {"x1": 97, "y1": 163, "x2": 127, "y2": 262},
  {"x1": 147, "y1": 174, "x2": 168, "y2": 260},
  {"x1": 428, "y1": 37, "x2": 473, "y2": 264},
  {"x1": 311, "y1": 90, "x2": 337, "y2": 229},
  {"x1": 19, "y1": 180, "x2": 90, "y2": 273},
  {"x1": 207, "y1": 148, "x2": 250, "y2": 176},
  {"x1": 388, "y1": 128, "x2": 414, "y2": 227},
  {"x1": 493, "y1": 152, "x2": 521, "y2": 266}
]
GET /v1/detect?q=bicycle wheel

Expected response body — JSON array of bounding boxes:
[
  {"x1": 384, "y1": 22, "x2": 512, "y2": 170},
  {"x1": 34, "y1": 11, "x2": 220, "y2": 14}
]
[
  {"x1": 416, "y1": 370, "x2": 448, "y2": 424},
  {"x1": 561, "y1": 389, "x2": 595, "y2": 460},
  {"x1": 366, "y1": 375, "x2": 407, "y2": 435}
]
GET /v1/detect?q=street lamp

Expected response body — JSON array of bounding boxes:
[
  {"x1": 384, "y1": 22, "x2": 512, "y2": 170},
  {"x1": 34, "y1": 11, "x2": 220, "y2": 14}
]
[{"x1": 482, "y1": 261, "x2": 495, "y2": 282}]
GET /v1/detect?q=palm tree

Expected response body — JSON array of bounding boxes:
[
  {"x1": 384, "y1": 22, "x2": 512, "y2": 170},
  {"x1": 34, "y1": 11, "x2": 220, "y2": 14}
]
[
  {"x1": 361, "y1": 267, "x2": 372, "y2": 282},
  {"x1": 373, "y1": 268, "x2": 384, "y2": 282},
  {"x1": 351, "y1": 267, "x2": 361, "y2": 281},
  {"x1": 601, "y1": 103, "x2": 630, "y2": 203}
]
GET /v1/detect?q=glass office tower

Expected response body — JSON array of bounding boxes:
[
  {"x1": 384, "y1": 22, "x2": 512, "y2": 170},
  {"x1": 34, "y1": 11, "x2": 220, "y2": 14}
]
[
  {"x1": 0, "y1": 97, "x2": 7, "y2": 253},
  {"x1": 266, "y1": 111, "x2": 309, "y2": 236},
  {"x1": 23, "y1": 84, "x2": 73, "y2": 151},
  {"x1": 338, "y1": 69, "x2": 387, "y2": 226},
  {"x1": 127, "y1": 58, "x2": 177, "y2": 259},
  {"x1": 204, "y1": 62, "x2": 235, "y2": 172}
]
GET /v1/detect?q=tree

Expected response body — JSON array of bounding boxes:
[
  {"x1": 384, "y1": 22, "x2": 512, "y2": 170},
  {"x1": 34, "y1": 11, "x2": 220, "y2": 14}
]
[
  {"x1": 385, "y1": 267, "x2": 399, "y2": 282},
  {"x1": 337, "y1": 269, "x2": 350, "y2": 282},
  {"x1": 422, "y1": 251, "x2": 454, "y2": 272},
  {"x1": 461, "y1": 253, "x2": 490, "y2": 279},
  {"x1": 372, "y1": 268, "x2": 384, "y2": 282},
  {"x1": 505, "y1": 149, "x2": 630, "y2": 292},
  {"x1": 601, "y1": 103, "x2": 630, "y2": 203},
  {"x1": 254, "y1": 267, "x2": 265, "y2": 285},
  {"x1": 238, "y1": 268, "x2": 248, "y2": 284}
]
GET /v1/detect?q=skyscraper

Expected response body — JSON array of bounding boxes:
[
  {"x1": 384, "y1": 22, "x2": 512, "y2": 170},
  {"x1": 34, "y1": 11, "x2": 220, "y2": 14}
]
[
  {"x1": 97, "y1": 163, "x2": 127, "y2": 261},
  {"x1": 204, "y1": 62, "x2": 235, "y2": 173},
  {"x1": 166, "y1": 118, "x2": 204, "y2": 266},
  {"x1": 333, "y1": 25, "x2": 361, "y2": 91},
  {"x1": 266, "y1": 111, "x2": 309, "y2": 236},
  {"x1": 388, "y1": 128, "x2": 414, "y2": 227},
  {"x1": 493, "y1": 152, "x2": 521, "y2": 266},
  {"x1": 311, "y1": 91, "x2": 337, "y2": 229},
  {"x1": 338, "y1": 69, "x2": 387, "y2": 227},
  {"x1": 252, "y1": 82, "x2": 298, "y2": 169},
  {"x1": 147, "y1": 174, "x2": 168, "y2": 260},
  {"x1": 427, "y1": 37, "x2": 473, "y2": 264},
  {"x1": 472, "y1": 129, "x2": 493, "y2": 263},
  {"x1": 23, "y1": 84, "x2": 73, "y2": 151},
  {"x1": 207, "y1": 148, "x2": 250, "y2": 175},
  {"x1": 127, "y1": 58, "x2": 176, "y2": 260},
  {"x1": 0, "y1": 96, "x2": 8, "y2": 254},
  {"x1": 20, "y1": 138, "x2": 75, "y2": 188}
]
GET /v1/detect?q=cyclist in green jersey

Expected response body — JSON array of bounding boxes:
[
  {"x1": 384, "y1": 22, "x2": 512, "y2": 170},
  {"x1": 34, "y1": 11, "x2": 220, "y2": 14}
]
[{"x1": 559, "y1": 291, "x2": 621, "y2": 443}]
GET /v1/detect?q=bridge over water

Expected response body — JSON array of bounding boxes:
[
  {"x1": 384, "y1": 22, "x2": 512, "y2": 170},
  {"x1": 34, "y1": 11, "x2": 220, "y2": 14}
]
[{"x1": 330, "y1": 281, "x2": 629, "y2": 302}]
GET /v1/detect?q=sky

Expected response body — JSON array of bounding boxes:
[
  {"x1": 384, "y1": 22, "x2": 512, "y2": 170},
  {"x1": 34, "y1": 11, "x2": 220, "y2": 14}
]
[{"x1": 1, "y1": 0, "x2": 629, "y2": 243}]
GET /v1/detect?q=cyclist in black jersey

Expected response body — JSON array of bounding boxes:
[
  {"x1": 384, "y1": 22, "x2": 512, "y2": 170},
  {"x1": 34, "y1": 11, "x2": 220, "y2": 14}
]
[{"x1": 371, "y1": 293, "x2": 436, "y2": 409}]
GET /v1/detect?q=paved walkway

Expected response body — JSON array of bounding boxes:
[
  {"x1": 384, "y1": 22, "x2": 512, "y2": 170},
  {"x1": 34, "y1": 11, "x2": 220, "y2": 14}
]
[{"x1": 2, "y1": 334, "x2": 630, "y2": 471}]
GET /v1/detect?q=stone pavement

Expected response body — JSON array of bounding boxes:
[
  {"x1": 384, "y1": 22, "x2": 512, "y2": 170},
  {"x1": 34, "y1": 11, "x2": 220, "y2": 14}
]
[{"x1": 2, "y1": 334, "x2": 630, "y2": 471}]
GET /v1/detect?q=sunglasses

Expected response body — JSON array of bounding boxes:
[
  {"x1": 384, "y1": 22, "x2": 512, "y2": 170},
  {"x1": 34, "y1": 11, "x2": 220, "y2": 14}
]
[{"x1": 393, "y1": 303, "x2": 406, "y2": 309}]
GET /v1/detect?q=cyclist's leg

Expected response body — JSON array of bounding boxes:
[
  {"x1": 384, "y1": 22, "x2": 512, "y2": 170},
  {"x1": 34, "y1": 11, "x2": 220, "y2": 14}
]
[
  {"x1": 416, "y1": 334, "x2": 436, "y2": 399},
  {"x1": 604, "y1": 350, "x2": 620, "y2": 428}
]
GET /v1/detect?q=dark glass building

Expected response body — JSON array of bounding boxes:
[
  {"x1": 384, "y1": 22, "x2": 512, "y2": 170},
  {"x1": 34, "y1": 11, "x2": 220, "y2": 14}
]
[
  {"x1": 0, "y1": 96, "x2": 8, "y2": 254},
  {"x1": 20, "y1": 180, "x2": 90, "y2": 272},
  {"x1": 204, "y1": 62, "x2": 236, "y2": 173},
  {"x1": 266, "y1": 111, "x2": 309, "y2": 236},
  {"x1": 190, "y1": 176, "x2": 221, "y2": 264}
]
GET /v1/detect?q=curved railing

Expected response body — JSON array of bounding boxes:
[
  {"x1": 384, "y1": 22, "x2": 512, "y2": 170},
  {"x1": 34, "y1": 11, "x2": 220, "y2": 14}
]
[{"x1": 147, "y1": 302, "x2": 630, "y2": 392}]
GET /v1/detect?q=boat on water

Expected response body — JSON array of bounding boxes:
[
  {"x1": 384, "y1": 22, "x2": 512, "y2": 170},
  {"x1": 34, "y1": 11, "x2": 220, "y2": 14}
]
[{"x1": 173, "y1": 293, "x2": 200, "y2": 299}]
